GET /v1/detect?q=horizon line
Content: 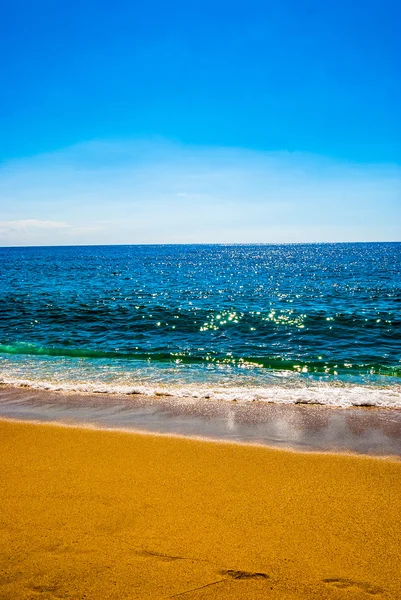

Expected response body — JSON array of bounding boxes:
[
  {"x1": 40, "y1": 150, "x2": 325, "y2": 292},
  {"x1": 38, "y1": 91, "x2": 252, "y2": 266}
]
[{"x1": 1, "y1": 240, "x2": 400, "y2": 249}]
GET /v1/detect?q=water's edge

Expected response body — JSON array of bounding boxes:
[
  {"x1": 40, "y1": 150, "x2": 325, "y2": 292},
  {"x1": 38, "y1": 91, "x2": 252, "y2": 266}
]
[{"x1": 1, "y1": 384, "x2": 400, "y2": 457}]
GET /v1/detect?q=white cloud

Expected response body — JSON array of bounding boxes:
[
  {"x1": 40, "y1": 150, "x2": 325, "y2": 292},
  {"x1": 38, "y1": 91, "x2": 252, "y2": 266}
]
[
  {"x1": 0, "y1": 219, "x2": 68, "y2": 231},
  {"x1": 0, "y1": 219, "x2": 105, "y2": 244},
  {"x1": 0, "y1": 139, "x2": 400, "y2": 245}
]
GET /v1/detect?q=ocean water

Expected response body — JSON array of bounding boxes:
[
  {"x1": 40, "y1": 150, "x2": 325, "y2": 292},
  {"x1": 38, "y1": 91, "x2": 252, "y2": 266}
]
[{"x1": 0, "y1": 243, "x2": 400, "y2": 408}]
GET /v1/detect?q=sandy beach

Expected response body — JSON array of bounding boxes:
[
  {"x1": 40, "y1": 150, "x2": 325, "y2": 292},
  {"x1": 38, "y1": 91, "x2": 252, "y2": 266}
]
[{"x1": 1, "y1": 419, "x2": 400, "y2": 599}]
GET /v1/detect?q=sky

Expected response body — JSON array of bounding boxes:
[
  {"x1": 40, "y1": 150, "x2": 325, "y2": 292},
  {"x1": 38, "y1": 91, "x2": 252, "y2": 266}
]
[{"x1": 0, "y1": 0, "x2": 400, "y2": 245}]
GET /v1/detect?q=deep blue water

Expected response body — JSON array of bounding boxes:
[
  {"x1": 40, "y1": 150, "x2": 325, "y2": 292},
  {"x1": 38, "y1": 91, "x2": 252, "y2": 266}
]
[{"x1": 0, "y1": 243, "x2": 400, "y2": 407}]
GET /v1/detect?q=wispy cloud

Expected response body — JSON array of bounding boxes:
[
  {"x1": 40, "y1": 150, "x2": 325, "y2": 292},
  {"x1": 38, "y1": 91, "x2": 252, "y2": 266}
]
[
  {"x1": 0, "y1": 219, "x2": 68, "y2": 231},
  {"x1": 0, "y1": 139, "x2": 400, "y2": 245},
  {"x1": 0, "y1": 219, "x2": 105, "y2": 244}
]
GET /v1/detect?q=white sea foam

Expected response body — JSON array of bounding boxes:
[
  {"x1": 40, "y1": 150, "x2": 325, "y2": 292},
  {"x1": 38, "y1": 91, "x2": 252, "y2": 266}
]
[{"x1": 1, "y1": 375, "x2": 400, "y2": 409}]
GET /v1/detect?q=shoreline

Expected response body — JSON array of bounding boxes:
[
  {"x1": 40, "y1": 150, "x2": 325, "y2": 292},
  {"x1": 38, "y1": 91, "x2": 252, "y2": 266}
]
[
  {"x1": 1, "y1": 415, "x2": 399, "y2": 462},
  {"x1": 1, "y1": 419, "x2": 400, "y2": 599},
  {"x1": 1, "y1": 383, "x2": 401, "y2": 456},
  {"x1": 1, "y1": 373, "x2": 400, "y2": 408}
]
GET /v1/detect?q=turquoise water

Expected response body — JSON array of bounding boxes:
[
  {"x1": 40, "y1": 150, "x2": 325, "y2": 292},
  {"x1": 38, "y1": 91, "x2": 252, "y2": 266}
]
[{"x1": 0, "y1": 243, "x2": 400, "y2": 407}]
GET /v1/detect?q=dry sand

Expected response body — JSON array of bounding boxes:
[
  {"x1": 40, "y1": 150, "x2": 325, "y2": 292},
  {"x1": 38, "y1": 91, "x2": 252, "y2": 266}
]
[{"x1": 0, "y1": 419, "x2": 400, "y2": 599}]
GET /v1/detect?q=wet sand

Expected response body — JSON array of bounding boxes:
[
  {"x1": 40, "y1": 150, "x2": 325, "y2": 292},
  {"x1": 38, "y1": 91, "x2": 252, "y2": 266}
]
[
  {"x1": 1, "y1": 419, "x2": 400, "y2": 600},
  {"x1": 1, "y1": 384, "x2": 401, "y2": 455}
]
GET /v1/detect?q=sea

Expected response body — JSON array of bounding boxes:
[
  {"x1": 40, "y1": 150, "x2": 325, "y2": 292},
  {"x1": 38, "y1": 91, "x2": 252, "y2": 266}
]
[{"x1": 0, "y1": 242, "x2": 400, "y2": 410}]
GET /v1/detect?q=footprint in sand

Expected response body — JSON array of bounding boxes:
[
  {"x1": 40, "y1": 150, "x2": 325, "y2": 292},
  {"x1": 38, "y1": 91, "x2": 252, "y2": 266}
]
[
  {"x1": 170, "y1": 569, "x2": 270, "y2": 598},
  {"x1": 220, "y1": 569, "x2": 269, "y2": 580},
  {"x1": 26, "y1": 582, "x2": 66, "y2": 598},
  {"x1": 323, "y1": 578, "x2": 383, "y2": 595},
  {"x1": 137, "y1": 549, "x2": 185, "y2": 562},
  {"x1": 137, "y1": 549, "x2": 271, "y2": 583}
]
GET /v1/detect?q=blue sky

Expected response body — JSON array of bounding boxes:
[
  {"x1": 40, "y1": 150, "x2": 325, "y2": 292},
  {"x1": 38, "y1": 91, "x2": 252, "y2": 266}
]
[{"x1": 1, "y1": 0, "x2": 400, "y2": 244}]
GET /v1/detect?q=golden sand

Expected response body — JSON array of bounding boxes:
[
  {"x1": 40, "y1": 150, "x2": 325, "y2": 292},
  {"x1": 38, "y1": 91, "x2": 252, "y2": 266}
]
[{"x1": 0, "y1": 419, "x2": 400, "y2": 599}]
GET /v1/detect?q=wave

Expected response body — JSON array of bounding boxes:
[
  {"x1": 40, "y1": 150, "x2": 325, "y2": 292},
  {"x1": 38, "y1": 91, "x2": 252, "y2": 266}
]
[
  {"x1": 1, "y1": 375, "x2": 401, "y2": 409},
  {"x1": 0, "y1": 342, "x2": 400, "y2": 377}
]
